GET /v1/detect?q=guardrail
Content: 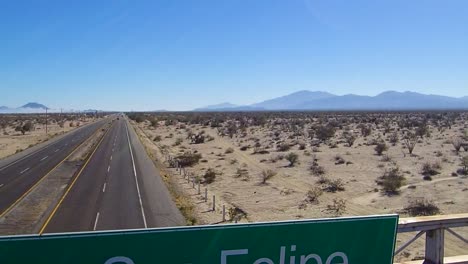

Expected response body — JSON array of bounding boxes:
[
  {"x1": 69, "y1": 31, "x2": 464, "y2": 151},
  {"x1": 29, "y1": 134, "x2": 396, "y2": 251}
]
[{"x1": 396, "y1": 214, "x2": 468, "y2": 264}]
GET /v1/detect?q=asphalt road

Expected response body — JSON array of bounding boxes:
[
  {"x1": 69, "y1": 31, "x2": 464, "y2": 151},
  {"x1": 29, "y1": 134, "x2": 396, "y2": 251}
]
[
  {"x1": 0, "y1": 118, "x2": 109, "y2": 216},
  {"x1": 43, "y1": 117, "x2": 184, "y2": 233}
]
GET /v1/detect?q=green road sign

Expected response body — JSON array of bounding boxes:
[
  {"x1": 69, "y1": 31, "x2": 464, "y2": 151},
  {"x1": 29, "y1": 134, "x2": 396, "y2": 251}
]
[{"x1": 0, "y1": 215, "x2": 398, "y2": 264}]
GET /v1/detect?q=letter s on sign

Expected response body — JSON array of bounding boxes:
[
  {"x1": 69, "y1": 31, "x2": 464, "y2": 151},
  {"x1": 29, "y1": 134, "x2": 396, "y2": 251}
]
[{"x1": 104, "y1": 256, "x2": 135, "y2": 264}]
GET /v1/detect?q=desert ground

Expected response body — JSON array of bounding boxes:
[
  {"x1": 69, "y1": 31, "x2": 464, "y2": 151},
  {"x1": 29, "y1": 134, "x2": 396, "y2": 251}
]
[
  {"x1": 129, "y1": 111, "x2": 468, "y2": 262},
  {"x1": 0, "y1": 113, "x2": 98, "y2": 160}
]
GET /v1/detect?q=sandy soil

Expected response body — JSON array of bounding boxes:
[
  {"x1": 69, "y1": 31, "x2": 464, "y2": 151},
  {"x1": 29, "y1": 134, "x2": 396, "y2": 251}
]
[
  {"x1": 132, "y1": 113, "x2": 468, "y2": 262},
  {"x1": 0, "y1": 117, "x2": 96, "y2": 160}
]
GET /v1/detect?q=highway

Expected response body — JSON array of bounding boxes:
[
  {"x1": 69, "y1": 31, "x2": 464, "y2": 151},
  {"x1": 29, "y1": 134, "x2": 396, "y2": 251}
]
[
  {"x1": 42, "y1": 117, "x2": 184, "y2": 233},
  {"x1": 0, "y1": 118, "x2": 109, "y2": 217}
]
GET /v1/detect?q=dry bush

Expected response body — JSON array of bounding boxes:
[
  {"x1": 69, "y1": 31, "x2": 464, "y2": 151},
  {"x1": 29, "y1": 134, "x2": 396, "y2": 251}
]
[
  {"x1": 452, "y1": 138, "x2": 463, "y2": 154},
  {"x1": 310, "y1": 161, "x2": 326, "y2": 176},
  {"x1": 261, "y1": 170, "x2": 277, "y2": 184},
  {"x1": 343, "y1": 132, "x2": 356, "y2": 147},
  {"x1": 234, "y1": 168, "x2": 250, "y2": 181},
  {"x1": 228, "y1": 207, "x2": 247, "y2": 222},
  {"x1": 334, "y1": 155, "x2": 345, "y2": 165},
  {"x1": 176, "y1": 152, "x2": 202, "y2": 167},
  {"x1": 403, "y1": 198, "x2": 440, "y2": 216},
  {"x1": 326, "y1": 198, "x2": 347, "y2": 216},
  {"x1": 277, "y1": 143, "x2": 291, "y2": 152},
  {"x1": 225, "y1": 147, "x2": 234, "y2": 154},
  {"x1": 323, "y1": 179, "x2": 345, "y2": 193},
  {"x1": 285, "y1": 152, "x2": 299, "y2": 167},
  {"x1": 459, "y1": 156, "x2": 468, "y2": 175},
  {"x1": 173, "y1": 138, "x2": 183, "y2": 146},
  {"x1": 421, "y1": 161, "x2": 441, "y2": 180},
  {"x1": 378, "y1": 166, "x2": 406, "y2": 195},
  {"x1": 203, "y1": 168, "x2": 217, "y2": 184},
  {"x1": 153, "y1": 135, "x2": 162, "y2": 142},
  {"x1": 389, "y1": 132, "x2": 399, "y2": 146},
  {"x1": 374, "y1": 142, "x2": 388, "y2": 156},
  {"x1": 403, "y1": 132, "x2": 418, "y2": 155},
  {"x1": 304, "y1": 187, "x2": 323, "y2": 205}
]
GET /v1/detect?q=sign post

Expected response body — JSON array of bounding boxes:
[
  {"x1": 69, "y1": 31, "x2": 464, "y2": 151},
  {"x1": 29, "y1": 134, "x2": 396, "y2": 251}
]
[{"x1": 0, "y1": 215, "x2": 398, "y2": 264}]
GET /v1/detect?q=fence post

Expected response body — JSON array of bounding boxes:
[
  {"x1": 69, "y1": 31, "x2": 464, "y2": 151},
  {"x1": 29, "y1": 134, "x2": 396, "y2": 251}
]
[
  {"x1": 425, "y1": 228, "x2": 445, "y2": 264},
  {"x1": 197, "y1": 182, "x2": 201, "y2": 195},
  {"x1": 204, "y1": 188, "x2": 208, "y2": 202},
  {"x1": 222, "y1": 205, "x2": 226, "y2": 222},
  {"x1": 212, "y1": 195, "x2": 216, "y2": 212}
]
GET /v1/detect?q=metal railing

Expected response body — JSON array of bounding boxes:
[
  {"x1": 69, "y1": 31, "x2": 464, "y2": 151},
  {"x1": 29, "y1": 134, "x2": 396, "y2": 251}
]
[{"x1": 396, "y1": 214, "x2": 468, "y2": 264}]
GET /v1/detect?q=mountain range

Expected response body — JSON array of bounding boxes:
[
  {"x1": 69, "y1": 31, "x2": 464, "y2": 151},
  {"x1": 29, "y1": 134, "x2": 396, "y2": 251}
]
[
  {"x1": 0, "y1": 102, "x2": 49, "y2": 113},
  {"x1": 194, "y1": 91, "x2": 468, "y2": 111}
]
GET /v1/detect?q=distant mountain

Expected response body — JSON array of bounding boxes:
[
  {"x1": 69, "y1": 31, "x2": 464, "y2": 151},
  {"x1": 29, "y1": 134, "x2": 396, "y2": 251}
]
[
  {"x1": 0, "y1": 102, "x2": 50, "y2": 114},
  {"x1": 194, "y1": 102, "x2": 239, "y2": 111},
  {"x1": 21, "y1": 102, "x2": 48, "y2": 110},
  {"x1": 252, "y1": 91, "x2": 336, "y2": 110},
  {"x1": 194, "y1": 90, "x2": 468, "y2": 111},
  {"x1": 194, "y1": 105, "x2": 265, "y2": 112},
  {"x1": 193, "y1": 102, "x2": 238, "y2": 112}
]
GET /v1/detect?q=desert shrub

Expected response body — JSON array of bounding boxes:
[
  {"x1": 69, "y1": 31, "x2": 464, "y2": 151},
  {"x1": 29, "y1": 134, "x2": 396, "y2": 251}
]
[
  {"x1": 359, "y1": 124, "x2": 372, "y2": 137},
  {"x1": 314, "y1": 125, "x2": 336, "y2": 142},
  {"x1": 310, "y1": 161, "x2": 326, "y2": 176},
  {"x1": 299, "y1": 143, "x2": 306, "y2": 150},
  {"x1": 421, "y1": 162, "x2": 441, "y2": 178},
  {"x1": 326, "y1": 198, "x2": 347, "y2": 216},
  {"x1": 234, "y1": 168, "x2": 250, "y2": 181},
  {"x1": 452, "y1": 138, "x2": 463, "y2": 154},
  {"x1": 190, "y1": 133, "x2": 205, "y2": 144},
  {"x1": 344, "y1": 133, "x2": 356, "y2": 147},
  {"x1": 225, "y1": 147, "x2": 234, "y2": 154},
  {"x1": 374, "y1": 142, "x2": 388, "y2": 156},
  {"x1": 381, "y1": 155, "x2": 392, "y2": 162},
  {"x1": 323, "y1": 179, "x2": 345, "y2": 193},
  {"x1": 389, "y1": 132, "x2": 399, "y2": 145},
  {"x1": 334, "y1": 155, "x2": 345, "y2": 165},
  {"x1": 403, "y1": 132, "x2": 418, "y2": 155},
  {"x1": 459, "y1": 156, "x2": 468, "y2": 175},
  {"x1": 378, "y1": 166, "x2": 406, "y2": 195},
  {"x1": 173, "y1": 138, "x2": 183, "y2": 146},
  {"x1": 150, "y1": 119, "x2": 158, "y2": 127},
  {"x1": 203, "y1": 168, "x2": 217, "y2": 184},
  {"x1": 153, "y1": 135, "x2": 162, "y2": 142},
  {"x1": 403, "y1": 199, "x2": 440, "y2": 216},
  {"x1": 228, "y1": 207, "x2": 247, "y2": 222},
  {"x1": 176, "y1": 152, "x2": 202, "y2": 167},
  {"x1": 317, "y1": 175, "x2": 330, "y2": 184},
  {"x1": 304, "y1": 187, "x2": 323, "y2": 204},
  {"x1": 261, "y1": 169, "x2": 277, "y2": 184},
  {"x1": 277, "y1": 143, "x2": 291, "y2": 152},
  {"x1": 239, "y1": 145, "x2": 249, "y2": 151},
  {"x1": 285, "y1": 152, "x2": 299, "y2": 167}
]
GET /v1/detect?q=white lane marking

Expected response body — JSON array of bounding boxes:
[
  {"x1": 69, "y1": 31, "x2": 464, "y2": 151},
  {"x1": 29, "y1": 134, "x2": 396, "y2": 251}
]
[
  {"x1": 102, "y1": 183, "x2": 107, "y2": 193},
  {"x1": 107, "y1": 165, "x2": 110, "y2": 173},
  {"x1": 20, "y1": 168, "x2": 30, "y2": 174},
  {"x1": 40, "y1": 156, "x2": 48, "y2": 161},
  {"x1": 125, "y1": 122, "x2": 147, "y2": 228},
  {"x1": 0, "y1": 184, "x2": 4, "y2": 188},
  {"x1": 55, "y1": 149, "x2": 60, "y2": 153},
  {"x1": 93, "y1": 212, "x2": 100, "y2": 231},
  {"x1": 110, "y1": 155, "x2": 112, "y2": 161}
]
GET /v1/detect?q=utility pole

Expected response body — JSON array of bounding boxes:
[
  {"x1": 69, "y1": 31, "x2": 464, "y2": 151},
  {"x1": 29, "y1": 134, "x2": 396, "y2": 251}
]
[
  {"x1": 45, "y1": 108, "x2": 48, "y2": 135},
  {"x1": 61, "y1": 108, "x2": 64, "y2": 133}
]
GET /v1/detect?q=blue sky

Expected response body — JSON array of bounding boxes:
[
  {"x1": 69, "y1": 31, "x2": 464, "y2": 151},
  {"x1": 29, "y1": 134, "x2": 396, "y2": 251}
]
[{"x1": 1, "y1": 0, "x2": 467, "y2": 111}]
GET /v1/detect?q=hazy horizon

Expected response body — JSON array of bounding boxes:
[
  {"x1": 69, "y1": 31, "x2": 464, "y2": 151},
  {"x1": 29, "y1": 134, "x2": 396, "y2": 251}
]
[{"x1": 1, "y1": 1, "x2": 468, "y2": 111}]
